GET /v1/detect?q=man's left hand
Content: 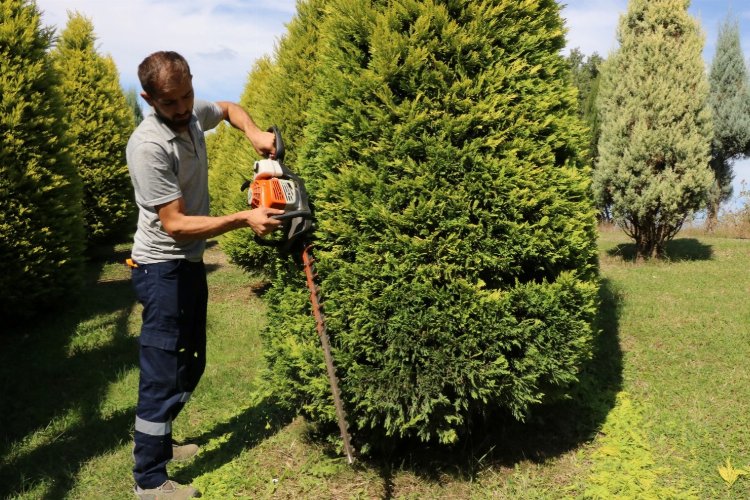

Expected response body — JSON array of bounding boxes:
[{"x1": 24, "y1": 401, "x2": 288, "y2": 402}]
[{"x1": 250, "y1": 130, "x2": 276, "y2": 159}]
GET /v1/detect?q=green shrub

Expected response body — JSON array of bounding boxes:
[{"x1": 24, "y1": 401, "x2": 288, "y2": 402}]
[
  {"x1": 259, "y1": 0, "x2": 599, "y2": 449},
  {"x1": 51, "y1": 11, "x2": 136, "y2": 243},
  {"x1": 207, "y1": 56, "x2": 277, "y2": 270},
  {"x1": 0, "y1": 0, "x2": 86, "y2": 320}
]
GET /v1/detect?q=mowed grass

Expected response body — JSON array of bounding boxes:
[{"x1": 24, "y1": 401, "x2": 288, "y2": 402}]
[{"x1": 0, "y1": 230, "x2": 749, "y2": 499}]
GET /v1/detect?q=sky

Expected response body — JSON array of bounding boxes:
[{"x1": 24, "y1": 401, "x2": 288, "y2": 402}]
[
  {"x1": 34, "y1": 0, "x2": 750, "y2": 207},
  {"x1": 34, "y1": 0, "x2": 298, "y2": 103}
]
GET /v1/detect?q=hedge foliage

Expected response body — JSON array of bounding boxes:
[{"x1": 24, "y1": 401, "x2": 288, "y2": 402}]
[
  {"x1": 215, "y1": 0, "x2": 600, "y2": 449},
  {"x1": 0, "y1": 0, "x2": 86, "y2": 319},
  {"x1": 51, "y1": 11, "x2": 136, "y2": 243}
]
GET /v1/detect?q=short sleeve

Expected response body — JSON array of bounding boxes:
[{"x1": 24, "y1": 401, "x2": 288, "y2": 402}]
[
  {"x1": 194, "y1": 99, "x2": 224, "y2": 132},
  {"x1": 128, "y1": 141, "x2": 182, "y2": 208}
]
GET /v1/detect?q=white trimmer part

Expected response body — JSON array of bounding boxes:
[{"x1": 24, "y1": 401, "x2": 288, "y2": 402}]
[{"x1": 253, "y1": 159, "x2": 284, "y2": 180}]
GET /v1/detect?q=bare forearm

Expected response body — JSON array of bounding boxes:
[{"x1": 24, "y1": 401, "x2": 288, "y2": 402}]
[
  {"x1": 162, "y1": 213, "x2": 247, "y2": 241},
  {"x1": 216, "y1": 101, "x2": 276, "y2": 156},
  {"x1": 157, "y1": 198, "x2": 283, "y2": 241},
  {"x1": 217, "y1": 101, "x2": 262, "y2": 139}
]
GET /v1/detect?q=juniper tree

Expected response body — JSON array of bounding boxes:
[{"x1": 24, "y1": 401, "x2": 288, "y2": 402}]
[
  {"x1": 706, "y1": 16, "x2": 750, "y2": 230},
  {"x1": 0, "y1": 0, "x2": 85, "y2": 319},
  {"x1": 51, "y1": 11, "x2": 136, "y2": 242},
  {"x1": 258, "y1": 0, "x2": 599, "y2": 449},
  {"x1": 594, "y1": 0, "x2": 713, "y2": 260}
]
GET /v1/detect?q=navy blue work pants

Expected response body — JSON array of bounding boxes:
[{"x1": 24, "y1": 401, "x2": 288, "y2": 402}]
[{"x1": 130, "y1": 259, "x2": 207, "y2": 488}]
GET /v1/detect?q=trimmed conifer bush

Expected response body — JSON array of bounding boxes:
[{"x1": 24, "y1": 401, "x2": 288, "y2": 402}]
[
  {"x1": 0, "y1": 0, "x2": 86, "y2": 320},
  {"x1": 51, "y1": 11, "x2": 136, "y2": 243},
  {"x1": 258, "y1": 0, "x2": 599, "y2": 449},
  {"x1": 207, "y1": 56, "x2": 277, "y2": 270}
]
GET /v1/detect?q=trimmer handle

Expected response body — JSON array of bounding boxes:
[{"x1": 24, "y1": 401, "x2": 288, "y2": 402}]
[
  {"x1": 269, "y1": 125, "x2": 285, "y2": 162},
  {"x1": 272, "y1": 209, "x2": 309, "y2": 221}
]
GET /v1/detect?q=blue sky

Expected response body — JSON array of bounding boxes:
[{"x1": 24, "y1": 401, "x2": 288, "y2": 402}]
[
  {"x1": 35, "y1": 0, "x2": 750, "y2": 207},
  {"x1": 35, "y1": 0, "x2": 297, "y2": 103}
]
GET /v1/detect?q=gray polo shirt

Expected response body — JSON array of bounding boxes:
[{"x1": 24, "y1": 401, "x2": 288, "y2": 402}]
[{"x1": 126, "y1": 99, "x2": 224, "y2": 263}]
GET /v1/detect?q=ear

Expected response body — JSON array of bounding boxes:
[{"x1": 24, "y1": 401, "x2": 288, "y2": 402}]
[{"x1": 140, "y1": 91, "x2": 153, "y2": 107}]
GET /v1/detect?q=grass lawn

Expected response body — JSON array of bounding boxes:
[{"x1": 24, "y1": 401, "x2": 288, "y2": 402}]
[{"x1": 1, "y1": 229, "x2": 749, "y2": 499}]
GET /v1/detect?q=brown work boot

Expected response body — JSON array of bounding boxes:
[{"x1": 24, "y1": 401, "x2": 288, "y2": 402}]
[
  {"x1": 133, "y1": 479, "x2": 200, "y2": 499},
  {"x1": 172, "y1": 442, "x2": 199, "y2": 462}
]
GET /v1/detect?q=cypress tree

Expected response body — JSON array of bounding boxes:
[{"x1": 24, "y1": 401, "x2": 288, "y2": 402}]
[
  {"x1": 51, "y1": 11, "x2": 136, "y2": 243},
  {"x1": 567, "y1": 48, "x2": 604, "y2": 167},
  {"x1": 208, "y1": 0, "x2": 328, "y2": 270},
  {"x1": 207, "y1": 56, "x2": 277, "y2": 270},
  {"x1": 706, "y1": 16, "x2": 750, "y2": 230},
  {"x1": 125, "y1": 87, "x2": 144, "y2": 126},
  {"x1": 594, "y1": 0, "x2": 713, "y2": 260},
  {"x1": 0, "y1": 0, "x2": 85, "y2": 320},
  {"x1": 260, "y1": 0, "x2": 599, "y2": 448}
]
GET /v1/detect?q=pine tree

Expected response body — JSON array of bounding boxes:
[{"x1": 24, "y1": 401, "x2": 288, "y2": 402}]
[
  {"x1": 259, "y1": 0, "x2": 599, "y2": 448},
  {"x1": 594, "y1": 0, "x2": 713, "y2": 259},
  {"x1": 706, "y1": 16, "x2": 750, "y2": 230},
  {"x1": 0, "y1": 0, "x2": 86, "y2": 320},
  {"x1": 51, "y1": 11, "x2": 135, "y2": 243}
]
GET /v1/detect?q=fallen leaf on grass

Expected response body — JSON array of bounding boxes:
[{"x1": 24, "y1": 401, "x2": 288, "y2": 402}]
[{"x1": 717, "y1": 458, "x2": 748, "y2": 487}]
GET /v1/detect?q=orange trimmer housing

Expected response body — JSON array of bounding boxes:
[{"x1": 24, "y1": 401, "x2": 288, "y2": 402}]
[{"x1": 250, "y1": 177, "x2": 298, "y2": 212}]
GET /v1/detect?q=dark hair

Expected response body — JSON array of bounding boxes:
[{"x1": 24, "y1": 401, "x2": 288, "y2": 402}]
[{"x1": 137, "y1": 51, "x2": 192, "y2": 96}]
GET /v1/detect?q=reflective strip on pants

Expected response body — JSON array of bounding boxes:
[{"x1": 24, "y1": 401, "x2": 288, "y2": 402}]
[{"x1": 135, "y1": 416, "x2": 172, "y2": 436}]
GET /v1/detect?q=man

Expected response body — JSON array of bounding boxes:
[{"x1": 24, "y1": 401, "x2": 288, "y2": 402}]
[{"x1": 126, "y1": 51, "x2": 282, "y2": 499}]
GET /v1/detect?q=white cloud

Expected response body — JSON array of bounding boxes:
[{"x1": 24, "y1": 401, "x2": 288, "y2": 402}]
[
  {"x1": 561, "y1": 0, "x2": 627, "y2": 56},
  {"x1": 36, "y1": 0, "x2": 297, "y2": 102}
]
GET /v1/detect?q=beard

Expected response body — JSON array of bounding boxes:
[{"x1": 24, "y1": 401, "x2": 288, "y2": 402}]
[{"x1": 154, "y1": 108, "x2": 192, "y2": 130}]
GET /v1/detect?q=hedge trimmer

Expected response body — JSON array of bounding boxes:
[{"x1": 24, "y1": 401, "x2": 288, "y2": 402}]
[{"x1": 241, "y1": 126, "x2": 355, "y2": 464}]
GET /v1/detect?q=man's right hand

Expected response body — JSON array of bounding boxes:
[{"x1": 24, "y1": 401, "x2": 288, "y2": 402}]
[{"x1": 244, "y1": 207, "x2": 284, "y2": 236}]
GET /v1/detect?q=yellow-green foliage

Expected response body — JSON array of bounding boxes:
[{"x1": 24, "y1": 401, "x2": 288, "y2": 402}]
[
  {"x1": 207, "y1": 57, "x2": 277, "y2": 270},
  {"x1": 51, "y1": 11, "x2": 136, "y2": 243},
  {"x1": 583, "y1": 392, "x2": 696, "y2": 498},
  {"x1": 0, "y1": 0, "x2": 86, "y2": 319},
  {"x1": 261, "y1": 0, "x2": 600, "y2": 448},
  {"x1": 208, "y1": 0, "x2": 328, "y2": 270}
]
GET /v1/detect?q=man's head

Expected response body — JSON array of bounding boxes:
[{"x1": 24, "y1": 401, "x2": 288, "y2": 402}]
[{"x1": 138, "y1": 51, "x2": 194, "y2": 131}]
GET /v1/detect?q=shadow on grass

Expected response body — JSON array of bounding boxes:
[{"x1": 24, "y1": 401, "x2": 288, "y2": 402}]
[
  {"x1": 171, "y1": 399, "x2": 295, "y2": 485},
  {"x1": 607, "y1": 237, "x2": 713, "y2": 262},
  {"x1": 363, "y1": 278, "x2": 625, "y2": 495},
  {"x1": 0, "y1": 243, "x2": 139, "y2": 499},
  {"x1": 0, "y1": 239, "x2": 294, "y2": 499}
]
